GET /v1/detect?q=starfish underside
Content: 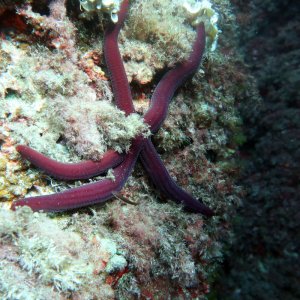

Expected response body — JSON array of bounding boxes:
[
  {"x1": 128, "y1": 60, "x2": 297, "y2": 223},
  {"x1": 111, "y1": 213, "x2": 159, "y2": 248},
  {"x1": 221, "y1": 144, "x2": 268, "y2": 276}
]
[{"x1": 12, "y1": 0, "x2": 213, "y2": 217}]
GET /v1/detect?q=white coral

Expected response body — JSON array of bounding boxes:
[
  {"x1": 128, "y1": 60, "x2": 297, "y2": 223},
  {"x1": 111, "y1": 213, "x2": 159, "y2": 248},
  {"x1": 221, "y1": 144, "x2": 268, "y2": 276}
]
[
  {"x1": 80, "y1": 0, "x2": 120, "y2": 23},
  {"x1": 182, "y1": 0, "x2": 220, "y2": 51}
]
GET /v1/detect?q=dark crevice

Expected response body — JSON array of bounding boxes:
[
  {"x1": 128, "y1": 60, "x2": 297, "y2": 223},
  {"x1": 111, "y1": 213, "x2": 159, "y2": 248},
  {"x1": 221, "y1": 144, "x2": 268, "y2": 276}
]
[
  {"x1": 214, "y1": 0, "x2": 300, "y2": 299},
  {"x1": 31, "y1": 0, "x2": 51, "y2": 16}
]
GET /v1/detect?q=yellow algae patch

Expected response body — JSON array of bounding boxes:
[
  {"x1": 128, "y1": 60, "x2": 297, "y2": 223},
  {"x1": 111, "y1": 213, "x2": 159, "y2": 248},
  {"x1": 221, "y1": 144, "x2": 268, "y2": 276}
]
[{"x1": 0, "y1": 142, "x2": 42, "y2": 203}]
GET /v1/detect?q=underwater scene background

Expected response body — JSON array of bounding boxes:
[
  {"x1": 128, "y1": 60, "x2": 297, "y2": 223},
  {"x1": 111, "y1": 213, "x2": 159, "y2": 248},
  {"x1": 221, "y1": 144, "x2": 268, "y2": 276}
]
[{"x1": 0, "y1": 0, "x2": 298, "y2": 299}]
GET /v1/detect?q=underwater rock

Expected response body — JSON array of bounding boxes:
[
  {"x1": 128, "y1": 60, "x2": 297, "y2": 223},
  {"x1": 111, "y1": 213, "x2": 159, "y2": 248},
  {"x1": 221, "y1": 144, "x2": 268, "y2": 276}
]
[{"x1": 0, "y1": 0, "x2": 256, "y2": 298}]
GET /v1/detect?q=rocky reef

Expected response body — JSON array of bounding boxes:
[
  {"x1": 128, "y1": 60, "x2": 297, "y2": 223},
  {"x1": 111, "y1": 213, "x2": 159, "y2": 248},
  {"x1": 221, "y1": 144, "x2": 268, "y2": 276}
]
[{"x1": 0, "y1": 0, "x2": 257, "y2": 298}]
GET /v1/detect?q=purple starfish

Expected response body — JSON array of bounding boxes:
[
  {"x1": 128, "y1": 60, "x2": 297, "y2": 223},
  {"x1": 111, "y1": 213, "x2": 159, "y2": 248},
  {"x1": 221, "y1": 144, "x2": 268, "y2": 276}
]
[{"x1": 12, "y1": 0, "x2": 213, "y2": 217}]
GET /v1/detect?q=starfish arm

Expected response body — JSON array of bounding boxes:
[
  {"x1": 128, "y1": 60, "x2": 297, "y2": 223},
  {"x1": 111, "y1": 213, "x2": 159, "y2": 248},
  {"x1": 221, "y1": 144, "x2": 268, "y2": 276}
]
[
  {"x1": 16, "y1": 145, "x2": 124, "y2": 180},
  {"x1": 11, "y1": 1, "x2": 137, "y2": 212},
  {"x1": 12, "y1": 137, "x2": 145, "y2": 212},
  {"x1": 103, "y1": 7, "x2": 211, "y2": 216},
  {"x1": 140, "y1": 139, "x2": 214, "y2": 217},
  {"x1": 144, "y1": 23, "x2": 206, "y2": 133},
  {"x1": 104, "y1": 0, "x2": 135, "y2": 115}
]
